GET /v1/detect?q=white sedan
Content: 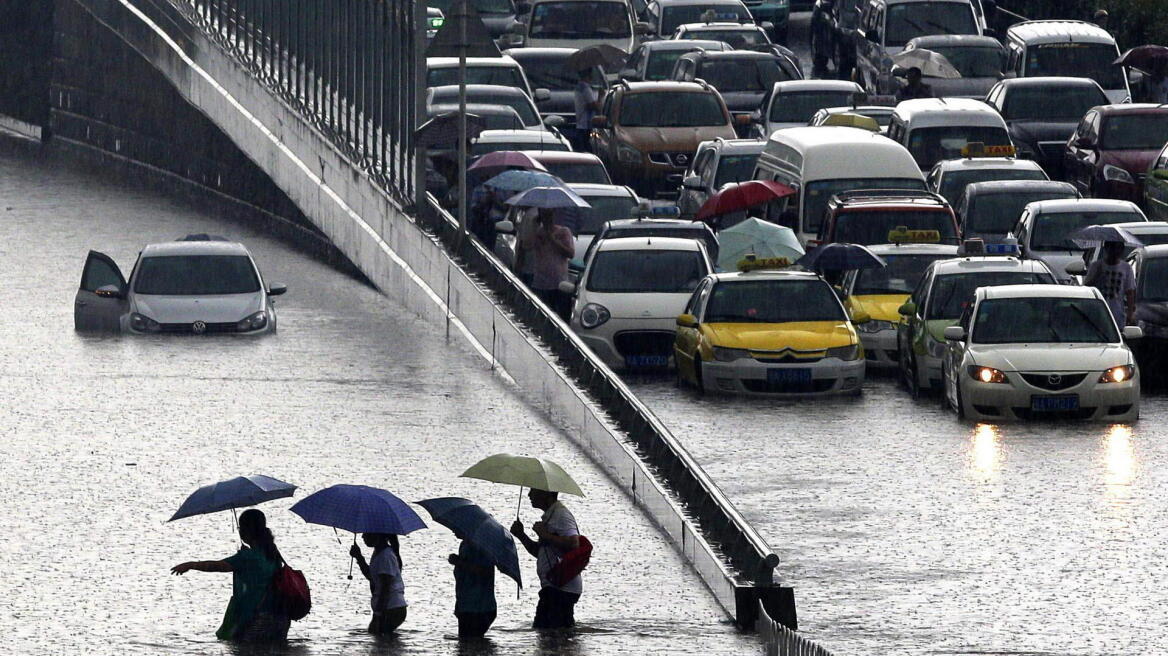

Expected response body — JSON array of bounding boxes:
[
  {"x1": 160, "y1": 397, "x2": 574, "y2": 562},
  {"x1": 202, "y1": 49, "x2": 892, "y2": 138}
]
[{"x1": 941, "y1": 285, "x2": 1141, "y2": 422}]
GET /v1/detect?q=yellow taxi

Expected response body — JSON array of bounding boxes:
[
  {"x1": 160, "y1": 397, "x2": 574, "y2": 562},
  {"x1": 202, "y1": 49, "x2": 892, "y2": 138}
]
[
  {"x1": 674, "y1": 259, "x2": 868, "y2": 395},
  {"x1": 841, "y1": 231, "x2": 958, "y2": 370}
]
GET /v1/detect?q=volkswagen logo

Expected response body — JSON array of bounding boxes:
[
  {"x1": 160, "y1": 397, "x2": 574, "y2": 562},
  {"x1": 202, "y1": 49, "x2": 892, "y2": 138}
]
[
  {"x1": 1047, "y1": 374, "x2": 1062, "y2": 386},
  {"x1": 192, "y1": 320, "x2": 207, "y2": 334}
]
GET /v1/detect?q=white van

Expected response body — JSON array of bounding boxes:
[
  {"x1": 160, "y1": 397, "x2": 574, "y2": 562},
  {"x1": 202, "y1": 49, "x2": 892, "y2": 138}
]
[
  {"x1": 1005, "y1": 20, "x2": 1130, "y2": 104},
  {"x1": 523, "y1": 0, "x2": 639, "y2": 52},
  {"x1": 885, "y1": 97, "x2": 1013, "y2": 172},
  {"x1": 751, "y1": 126, "x2": 926, "y2": 245}
]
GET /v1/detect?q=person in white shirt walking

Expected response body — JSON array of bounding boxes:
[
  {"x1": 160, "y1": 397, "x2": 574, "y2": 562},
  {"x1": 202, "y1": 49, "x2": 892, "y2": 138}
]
[
  {"x1": 510, "y1": 488, "x2": 582, "y2": 629},
  {"x1": 572, "y1": 70, "x2": 600, "y2": 153},
  {"x1": 1084, "y1": 240, "x2": 1137, "y2": 327},
  {"x1": 350, "y1": 533, "x2": 408, "y2": 634}
]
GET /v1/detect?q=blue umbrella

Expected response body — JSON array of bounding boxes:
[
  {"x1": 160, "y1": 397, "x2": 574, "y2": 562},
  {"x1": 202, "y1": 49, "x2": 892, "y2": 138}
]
[
  {"x1": 797, "y1": 243, "x2": 887, "y2": 271},
  {"x1": 483, "y1": 169, "x2": 562, "y2": 192},
  {"x1": 416, "y1": 497, "x2": 523, "y2": 587},
  {"x1": 289, "y1": 484, "x2": 426, "y2": 535},
  {"x1": 169, "y1": 475, "x2": 296, "y2": 522},
  {"x1": 505, "y1": 185, "x2": 591, "y2": 210},
  {"x1": 1070, "y1": 224, "x2": 1143, "y2": 248}
]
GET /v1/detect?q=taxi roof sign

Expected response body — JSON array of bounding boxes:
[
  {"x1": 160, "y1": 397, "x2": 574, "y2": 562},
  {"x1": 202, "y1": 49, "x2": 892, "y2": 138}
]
[
  {"x1": 821, "y1": 113, "x2": 880, "y2": 132},
  {"x1": 888, "y1": 226, "x2": 941, "y2": 244},
  {"x1": 961, "y1": 142, "x2": 1016, "y2": 158},
  {"x1": 738, "y1": 255, "x2": 791, "y2": 272}
]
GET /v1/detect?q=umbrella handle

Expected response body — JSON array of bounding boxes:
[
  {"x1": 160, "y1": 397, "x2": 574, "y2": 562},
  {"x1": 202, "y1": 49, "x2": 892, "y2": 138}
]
[
  {"x1": 348, "y1": 533, "x2": 355, "y2": 580},
  {"x1": 516, "y1": 486, "x2": 524, "y2": 521}
]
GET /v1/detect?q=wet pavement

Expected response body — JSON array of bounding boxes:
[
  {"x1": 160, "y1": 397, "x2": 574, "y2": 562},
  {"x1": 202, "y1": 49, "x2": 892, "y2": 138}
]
[{"x1": 0, "y1": 146, "x2": 759, "y2": 655}]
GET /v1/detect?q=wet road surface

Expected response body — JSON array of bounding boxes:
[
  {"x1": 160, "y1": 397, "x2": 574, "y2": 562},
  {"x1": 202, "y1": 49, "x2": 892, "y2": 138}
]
[{"x1": 0, "y1": 146, "x2": 760, "y2": 655}]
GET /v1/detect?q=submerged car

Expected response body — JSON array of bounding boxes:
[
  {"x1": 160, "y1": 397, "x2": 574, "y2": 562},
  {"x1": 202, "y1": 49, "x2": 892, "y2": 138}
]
[
  {"x1": 74, "y1": 236, "x2": 286, "y2": 334},
  {"x1": 941, "y1": 284, "x2": 1141, "y2": 421}
]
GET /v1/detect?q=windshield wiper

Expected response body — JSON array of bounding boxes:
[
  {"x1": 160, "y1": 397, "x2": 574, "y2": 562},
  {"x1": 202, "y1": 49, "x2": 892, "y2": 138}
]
[{"x1": 1069, "y1": 304, "x2": 1110, "y2": 342}]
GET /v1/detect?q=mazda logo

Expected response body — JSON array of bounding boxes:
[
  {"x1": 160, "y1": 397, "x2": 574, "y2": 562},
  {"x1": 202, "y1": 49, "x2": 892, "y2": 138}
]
[
  {"x1": 1047, "y1": 374, "x2": 1062, "y2": 386},
  {"x1": 192, "y1": 320, "x2": 207, "y2": 334}
]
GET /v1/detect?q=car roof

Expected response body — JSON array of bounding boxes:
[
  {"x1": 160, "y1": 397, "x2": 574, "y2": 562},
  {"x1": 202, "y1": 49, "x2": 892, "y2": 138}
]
[
  {"x1": 605, "y1": 217, "x2": 709, "y2": 229},
  {"x1": 430, "y1": 84, "x2": 529, "y2": 98},
  {"x1": 1140, "y1": 244, "x2": 1168, "y2": 259},
  {"x1": 978, "y1": 283, "x2": 1099, "y2": 300},
  {"x1": 685, "y1": 50, "x2": 781, "y2": 61},
  {"x1": 892, "y1": 97, "x2": 1008, "y2": 128},
  {"x1": 906, "y1": 35, "x2": 1003, "y2": 49},
  {"x1": 963, "y1": 180, "x2": 1077, "y2": 196},
  {"x1": 431, "y1": 103, "x2": 521, "y2": 117},
  {"x1": 143, "y1": 240, "x2": 250, "y2": 256},
  {"x1": 764, "y1": 127, "x2": 922, "y2": 181},
  {"x1": 427, "y1": 56, "x2": 519, "y2": 68},
  {"x1": 522, "y1": 151, "x2": 602, "y2": 164},
  {"x1": 621, "y1": 80, "x2": 714, "y2": 93},
  {"x1": 707, "y1": 269, "x2": 822, "y2": 282},
  {"x1": 701, "y1": 137, "x2": 766, "y2": 154},
  {"x1": 473, "y1": 129, "x2": 563, "y2": 143},
  {"x1": 595, "y1": 236, "x2": 705, "y2": 251},
  {"x1": 1096, "y1": 103, "x2": 1168, "y2": 116},
  {"x1": 565, "y1": 183, "x2": 636, "y2": 197},
  {"x1": 1024, "y1": 198, "x2": 1143, "y2": 214},
  {"x1": 996, "y1": 76, "x2": 1105, "y2": 90},
  {"x1": 832, "y1": 190, "x2": 949, "y2": 210},
  {"x1": 677, "y1": 22, "x2": 760, "y2": 31},
  {"x1": 1007, "y1": 20, "x2": 1116, "y2": 46},
  {"x1": 504, "y1": 47, "x2": 578, "y2": 58},
  {"x1": 932, "y1": 257, "x2": 1052, "y2": 275},
  {"x1": 642, "y1": 39, "x2": 730, "y2": 51},
  {"x1": 866, "y1": 243, "x2": 961, "y2": 255},
  {"x1": 773, "y1": 80, "x2": 863, "y2": 93},
  {"x1": 818, "y1": 105, "x2": 896, "y2": 116},
  {"x1": 933, "y1": 157, "x2": 1045, "y2": 173},
  {"x1": 1107, "y1": 221, "x2": 1168, "y2": 234},
  {"x1": 657, "y1": 0, "x2": 746, "y2": 7}
]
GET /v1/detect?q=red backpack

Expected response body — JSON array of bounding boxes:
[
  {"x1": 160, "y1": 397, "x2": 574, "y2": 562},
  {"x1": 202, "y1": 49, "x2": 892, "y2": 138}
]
[
  {"x1": 549, "y1": 535, "x2": 592, "y2": 588},
  {"x1": 273, "y1": 564, "x2": 311, "y2": 621}
]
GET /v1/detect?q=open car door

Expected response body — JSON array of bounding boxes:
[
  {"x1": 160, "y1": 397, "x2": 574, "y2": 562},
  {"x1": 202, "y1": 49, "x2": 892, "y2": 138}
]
[{"x1": 74, "y1": 250, "x2": 127, "y2": 332}]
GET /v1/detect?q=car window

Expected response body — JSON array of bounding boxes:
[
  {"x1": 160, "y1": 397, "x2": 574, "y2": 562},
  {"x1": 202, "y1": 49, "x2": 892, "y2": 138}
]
[
  {"x1": 619, "y1": 91, "x2": 725, "y2": 127},
  {"x1": 803, "y1": 178, "x2": 927, "y2": 233},
  {"x1": 133, "y1": 255, "x2": 261, "y2": 295},
  {"x1": 770, "y1": 91, "x2": 857, "y2": 123},
  {"x1": 81, "y1": 253, "x2": 123, "y2": 292},
  {"x1": 713, "y1": 153, "x2": 761, "y2": 187},
  {"x1": 927, "y1": 45, "x2": 1004, "y2": 78},
  {"x1": 432, "y1": 89, "x2": 541, "y2": 125},
  {"x1": 575, "y1": 197, "x2": 638, "y2": 233},
  {"x1": 906, "y1": 126, "x2": 1012, "y2": 170},
  {"x1": 661, "y1": 5, "x2": 750, "y2": 34},
  {"x1": 698, "y1": 59, "x2": 795, "y2": 92},
  {"x1": 973, "y1": 296, "x2": 1119, "y2": 343},
  {"x1": 851, "y1": 253, "x2": 953, "y2": 295},
  {"x1": 1002, "y1": 85, "x2": 1108, "y2": 122},
  {"x1": 1025, "y1": 43, "x2": 1125, "y2": 90},
  {"x1": 680, "y1": 29, "x2": 766, "y2": 47},
  {"x1": 518, "y1": 55, "x2": 604, "y2": 91},
  {"x1": 587, "y1": 249, "x2": 707, "y2": 292},
  {"x1": 1100, "y1": 114, "x2": 1168, "y2": 151},
  {"x1": 831, "y1": 209, "x2": 957, "y2": 245},
  {"x1": 1138, "y1": 257, "x2": 1168, "y2": 302},
  {"x1": 925, "y1": 271, "x2": 1055, "y2": 320},
  {"x1": 965, "y1": 191, "x2": 1076, "y2": 236},
  {"x1": 684, "y1": 278, "x2": 710, "y2": 313},
  {"x1": 646, "y1": 49, "x2": 695, "y2": 80},
  {"x1": 937, "y1": 168, "x2": 1047, "y2": 206},
  {"x1": 885, "y1": 2, "x2": 977, "y2": 48},
  {"x1": 704, "y1": 279, "x2": 847, "y2": 322},
  {"x1": 530, "y1": 1, "x2": 631, "y2": 38},
  {"x1": 428, "y1": 0, "x2": 514, "y2": 14},
  {"x1": 471, "y1": 139, "x2": 570, "y2": 155},
  {"x1": 1031, "y1": 211, "x2": 1143, "y2": 251},
  {"x1": 544, "y1": 162, "x2": 611, "y2": 184},
  {"x1": 428, "y1": 66, "x2": 526, "y2": 91}
]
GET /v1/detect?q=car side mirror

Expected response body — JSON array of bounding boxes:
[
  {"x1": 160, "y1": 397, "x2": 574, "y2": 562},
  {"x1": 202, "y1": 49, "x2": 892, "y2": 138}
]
[
  {"x1": 634, "y1": 22, "x2": 652, "y2": 35},
  {"x1": 534, "y1": 88, "x2": 552, "y2": 103},
  {"x1": 543, "y1": 115, "x2": 566, "y2": 129},
  {"x1": 943, "y1": 325, "x2": 966, "y2": 341},
  {"x1": 676, "y1": 313, "x2": 697, "y2": 328},
  {"x1": 558, "y1": 280, "x2": 577, "y2": 295},
  {"x1": 1123, "y1": 326, "x2": 1144, "y2": 340},
  {"x1": 851, "y1": 310, "x2": 870, "y2": 324},
  {"x1": 898, "y1": 301, "x2": 917, "y2": 316},
  {"x1": 496, "y1": 220, "x2": 515, "y2": 234},
  {"x1": 507, "y1": 21, "x2": 526, "y2": 34},
  {"x1": 751, "y1": 109, "x2": 763, "y2": 123},
  {"x1": 267, "y1": 283, "x2": 287, "y2": 296},
  {"x1": 620, "y1": 68, "x2": 638, "y2": 80},
  {"x1": 592, "y1": 115, "x2": 609, "y2": 128},
  {"x1": 94, "y1": 284, "x2": 125, "y2": 299},
  {"x1": 682, "y1": 174, "x2": 702, "y2": 189},
  {"x1": 1065, "y1": 260, "x2": 1087, "y2": 276}
]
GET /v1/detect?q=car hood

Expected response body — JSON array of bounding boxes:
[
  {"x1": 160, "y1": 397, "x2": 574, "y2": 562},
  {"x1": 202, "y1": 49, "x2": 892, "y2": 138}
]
[
  {"x1": 1008, "y1": 120, "x2": 1077, "y2": 145},
  {"x1": 848, "y1": 294, "x2": 908, "y2": 323},
  {"x1": 620, "y1": 125, "x2": 736, "y2": 151},
  {"x1": 1102, "y1": 149, "x2": 1157, "y2": 174},
  {"x1": 968, "y1": 343, "x2": 1131, "y2": 372},
  {"x1": 133, "y1": 293, "x2": 264, "y2": 323},
  {"x1": 926, "y1": 76, "x2": 998, "y2": 98},
  {"x1": 584, "y1": 291, "x2": 693, "y2": 320},
  {"x1": 719, "y1": 91, "x2": 766, "y2": 114},
  {"x1": 1033, "y1": 252, "x2": 1081, "y2": 282},
  {"x1": 704, "y1": 321, "x2": 855, "y2": 351}
]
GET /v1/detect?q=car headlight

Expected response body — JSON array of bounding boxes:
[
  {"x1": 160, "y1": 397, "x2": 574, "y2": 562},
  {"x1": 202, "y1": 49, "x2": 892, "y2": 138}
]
[
  {"x1": 1099, "y1": 365, "x2": 1134, "y2": 384},
  {"x1": 129, "y1": 312, "x2": 161, "y2": 332},
  {"x1": 579, "y1": 303, "x2": 610, "y2": 329},
  {"x1": 968, "y1": 365, "x2": 1008, "y2": 384},
  {"x1": 236, "y1": 310, "x2": 268, "y2": 332},
  {"x1": 711, "y1": 346, "x2": 751, "y2": 362},
  {"x1": 826, "y1": 344, "x2": 860, "y2": 361},
  {"x1": 858, "y1": 319, "x2": 894, "y2": 334},
  {"x1": 616, "y1": 143, "x2": 642, "y2": 164},
  {"x1": 1103, "y1": 164, "x2": 1135, "y2": 184}
]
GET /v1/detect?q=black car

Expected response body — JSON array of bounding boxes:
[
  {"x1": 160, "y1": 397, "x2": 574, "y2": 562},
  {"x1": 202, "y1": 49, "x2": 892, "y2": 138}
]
[
  {"x1": 955, "y1": 179, "x2": 1079, "y2": 243},
  {"x1": 1130, "y1": 244, "x2": 1168, "y2": 380},
  {"x1": 984, "y1": 76, "x2": 1110, "y2": 180},
  {"x1": 670, "y1": 50, "x2": 801, "y2": 134},
  {"x1": 428, "y1": 0, "x2": 520, "y2": 37},
  {"x1": 505, "y1": 47, "x2": 609, "y2": 125}
]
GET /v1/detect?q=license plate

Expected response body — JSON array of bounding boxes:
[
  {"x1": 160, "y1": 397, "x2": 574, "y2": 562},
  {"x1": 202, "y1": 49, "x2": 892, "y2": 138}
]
[
  {"x1": 626, "y1": 355, "x2": 669, "y2": 368},
  {"x1": 767, "y1": 368, "x2": 812, "y2": 384},
  {"x1": 1031, "y1": 395, "x2": 1079, "y2": 412}
]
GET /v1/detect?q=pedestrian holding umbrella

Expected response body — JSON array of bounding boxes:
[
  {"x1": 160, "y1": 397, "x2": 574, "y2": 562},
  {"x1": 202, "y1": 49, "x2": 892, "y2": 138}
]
[
  {"x1": 168, "y1": 474, "x2": 297, "y2": 529},
  {"x1": 1070, "y1": 224, "x2": 1143, "y2": 249},
  {"x1": 460, "y1": 453, "x2": 584, "y2": 518},
  {"x1": 716, "y1": 218, "x2": 804, "y2": 271},
  {"x1": 482, "y1": 169, "x2": 563, "y2": 193},
  {"x1": 415, "y1": 111, "x2": 488, "y2": 148},
  {"x1": 892, "y1": 48, "x2": 962, "y2": 79},
  {"x1": 694, "y1": 180, "x2": 797, "y2": 223},
  {"x1": 797, "y1": 242, "x2": 887, "y2": 271},
  {"x1": 467, "y1": 150, "x2": 548, "y2": 175},
  {"x1": 565, "y1": 44, "x2": 628, "y2": 72}
]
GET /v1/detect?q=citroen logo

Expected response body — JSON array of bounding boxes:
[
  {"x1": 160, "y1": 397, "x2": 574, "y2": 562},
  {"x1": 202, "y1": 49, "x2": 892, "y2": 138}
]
[
  {"x1": 1047, "y1": 374, "x2": 1062, "y2": 386},
  {"x1": 192, "y1": 320, "x2": 207, "y2": 334}
]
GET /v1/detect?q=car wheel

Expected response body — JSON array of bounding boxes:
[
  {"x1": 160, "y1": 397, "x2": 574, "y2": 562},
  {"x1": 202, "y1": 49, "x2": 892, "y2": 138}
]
[{"x1": 694, "y1": 356, "x2": 706, "y2": 395}]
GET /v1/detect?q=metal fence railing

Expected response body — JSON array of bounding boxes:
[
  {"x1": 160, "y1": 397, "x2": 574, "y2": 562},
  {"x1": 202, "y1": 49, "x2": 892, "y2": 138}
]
[{"x1": 758, "y1": 601, "x2": 836, "y2": 656}]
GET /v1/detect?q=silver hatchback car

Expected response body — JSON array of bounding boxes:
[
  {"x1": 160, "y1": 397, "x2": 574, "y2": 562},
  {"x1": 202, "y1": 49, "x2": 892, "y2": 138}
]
[{"x1": 74, "y1": 235, "x2": 286, "y2": 334}]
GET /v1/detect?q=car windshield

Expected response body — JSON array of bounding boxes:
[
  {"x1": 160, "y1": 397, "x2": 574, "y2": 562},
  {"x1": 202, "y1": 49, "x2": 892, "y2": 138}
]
[
  {"x1": 697, "y1": 59, "x2": 795, "y2": 92},
  {"x1": 852, "y1": 253, "x2": 952, "y2": 295},
  {"x1": 885, "y1": 3, "x2": 978, "y2": 49},
  {"x1": 428, "y1": 0, "x2": 513, "y2": 14},
  {"x1": 714, "y1": 153, "x2": 761, "y2": 187},
  {"x1": 973, "y1": 296, "x2": 1119, "y2": 343},
  {"x1": 964, "y1": 191, "x2": 1075, "y2": 235},
  {"x1": 576, "y1": 197, "x2": 638, "y2": 233},
  {"x1": 907, "y1": 126, "x2": 1012, "y2": 170},
  {"x1": 804, "y1": 178, "x2": 927, "y2": 233},
  {"x1": 1002, "y1": 85, "x2": 1108, "y2": 121},
  {"x1": 544, "y1": 162, "x2": 611, "y2": 184},
  {"x1": 926, "y1": 271, "x2": 1054, "y2": 319},
  {"x1": 646, "y1": 50, "x2": 695, "y2": 80},
  {"x1": 1101, "y1": 114, "x2": 1168, "y2": 150},
  {"x1": 517, "y1": 55, "x2": 603, "y2": 91},
  {"x1": 770, "y1": 91, "x2": 857, "y2": 123},
  {"x1": 705, "y1": 279, "x2": 846, "y2": 323},
  {"x1": 938, "y1": 168, "x2": 1046, "y2": 206},
  {"x1": 471, "y1": 139, "x2": 569, "y2": 155},
  {"x1": 433, "y1": 108, "x2": 524, "y2": 130},
  {"x1": 620, "y1": 91, "x2": 725, "y2": 127},
  {"x1": 831, "y1": 209, "x2": 957, "y2": 245},
  {"x1": 530, "y1": 1, "x2": 630, "y2": 39},
  {"x1": 587, "y1": 249, "x2": 707, "y2": 292},
  {"x1": 927, "y1": 46, "x2": 1004, "y2": 78},
  {"x1": 134, "y1": 255, "x2": 260, "y2": 295},
  {"x1": 662, "y1": 5, "x2": 750, "y2": 35},
  {"x1": 433, "y1": 89, "x2": 540, "y2": 125},
  {"x1": 428, "y1": 66, "x2": 527, "y2": 91},
  {"x1": 680, "y1": 29, "x2": 766, "y2": 46},
  {"x1": 1139, "y1": 257, "x2": 1168, "y2": 302},
  {"x1": 598, "y1": 227, "x2": 718, "y2": 256},
  {"x1": 1031, "y1": 211, "x2": 1143, "y2": 251},
  {"x1": 1026, "y1": 43, "x2": 1125, "y2": 90}
]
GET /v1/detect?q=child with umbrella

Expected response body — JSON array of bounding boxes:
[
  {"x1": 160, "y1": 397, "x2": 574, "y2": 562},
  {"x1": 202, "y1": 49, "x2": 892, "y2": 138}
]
[
  {"x1": 448, "y1": 530, "x2": 497, "y2": 639},
  {"x1": 349, "y1": 534, "x2": 408, "y2": 635}
]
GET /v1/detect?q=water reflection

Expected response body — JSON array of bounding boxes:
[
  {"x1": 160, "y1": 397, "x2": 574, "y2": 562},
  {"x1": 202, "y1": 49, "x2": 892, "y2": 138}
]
[
  {"x1": 1103, "y1": 424, "x2": 1134, "y2": 509},
  {"x1": 968, "y1": 423, "x2": 1001, "y2": 482}
]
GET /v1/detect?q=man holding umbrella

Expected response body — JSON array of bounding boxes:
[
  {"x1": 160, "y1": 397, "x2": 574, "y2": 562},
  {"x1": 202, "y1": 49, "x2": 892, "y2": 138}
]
[
  {"x1": 510, "y1": 488, "x2": 583, "y2": 629},
  {"x1": 573, "y1": 69, "x2": 601, "y2": 153},
  {"x1": 1084, "y1": 240, "x2": 1137, "y2": 327}
]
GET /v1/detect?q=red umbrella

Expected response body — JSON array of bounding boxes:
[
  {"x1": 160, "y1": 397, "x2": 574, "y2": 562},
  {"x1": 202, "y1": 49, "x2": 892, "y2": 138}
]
[
  {"x1": 467, "y1": 150, "x2": 548, "y2": 173},
  {"x1": 694, "y1": 180, "x2": 797, "y2": 222},
  {"x1": 1114, "y1": 45, "x2": 1168, "y2": 74}
]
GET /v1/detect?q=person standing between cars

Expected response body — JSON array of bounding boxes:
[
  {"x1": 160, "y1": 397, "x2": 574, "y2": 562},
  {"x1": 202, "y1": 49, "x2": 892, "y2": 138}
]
[
  {"x1": 510, "y1": 488, "x2": 582, "y2": 629},
  {"x1": 1084, "y1": 240, "x2": 1137, "y2": 327},
  {"x1": 447, "y1": 528, "x2": 497, "y2": 639},
  {"x1": 350, "y1": 533, "x2": 408, "y2": 635},
  {"x1": 896, "y1": 67, "x2": 933, "y2": 102},
  {"x1": 1091, "y1": 8, "x2": 1110, "y2": 32},
  {"x1": 171, "y1": 509, "x2": 290, "y2": 642},
  {"x1": 573, "y1": 69, "x2": 600, "y2": 153},
  {"x1": 521, "y1": 207, "x2": 575, "y2": 318}
]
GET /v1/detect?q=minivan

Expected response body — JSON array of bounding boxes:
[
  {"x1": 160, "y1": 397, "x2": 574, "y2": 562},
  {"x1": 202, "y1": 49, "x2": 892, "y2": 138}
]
[{"x1": 1004, "y1": 20, "x2": 1130, "y2": 104}]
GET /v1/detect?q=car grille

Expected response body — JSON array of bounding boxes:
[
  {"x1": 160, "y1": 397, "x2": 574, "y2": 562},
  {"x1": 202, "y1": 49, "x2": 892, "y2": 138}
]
[
  {"x1": 1020, "y1": 372, "x2": 1087, "y2": 391},
  {"x1": 754, "y1": 351, "x2": 824, "y2": 364},
  {"x1": 648, "y1": 151, "x2": 693, "y2": 168},
  {"x1": 613, "y1": 331, "x2": 675, "y2": 357},
  {"x1": 743, "y1": 379, "x2": 836, "y2": 394},
  {"x1": 158, "y1": 321, "x2": 239, "y2": 334}
]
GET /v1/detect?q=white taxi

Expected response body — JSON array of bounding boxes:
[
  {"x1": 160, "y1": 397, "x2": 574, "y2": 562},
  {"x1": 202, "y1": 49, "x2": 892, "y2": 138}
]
[{"x1": 942, "y1": 285, "x2": 1141, "y2": 421}]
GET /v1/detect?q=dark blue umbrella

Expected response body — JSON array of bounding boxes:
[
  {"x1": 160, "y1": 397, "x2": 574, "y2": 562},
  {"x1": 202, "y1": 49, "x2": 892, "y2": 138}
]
[
  {"x1": 169, "y1": 475, "x2": 296, "y2": 521},
  {"x1": 416, "y1": 497, "x2": 522, "y2": 587},
  {"x1": 483, "y1": 169, "x2": 562, "y2": 192},
  {"x1": 290, "y1": 485, "x2": 426, "y2": 535},
  {"x1": 797, "y1": 243, "x2": 887, "y2": 271}
]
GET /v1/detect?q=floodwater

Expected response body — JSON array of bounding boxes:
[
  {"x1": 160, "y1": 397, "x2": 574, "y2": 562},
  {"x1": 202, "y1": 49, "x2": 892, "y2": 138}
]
[{"x1": 0, "y1": 145, "x2": 760, "y2": 655}]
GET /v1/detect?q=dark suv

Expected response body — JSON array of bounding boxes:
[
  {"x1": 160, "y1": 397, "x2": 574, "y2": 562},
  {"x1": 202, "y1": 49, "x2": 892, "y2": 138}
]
[
  {"x1": 818, "y1": 189, "x2": 959, "y2": 246},
  {"x1": 590, "y1": 81, "x2": 737, "y2": 197},
  {"x1": 669, "y1": 49, "x2": 801, "y2": 133}
]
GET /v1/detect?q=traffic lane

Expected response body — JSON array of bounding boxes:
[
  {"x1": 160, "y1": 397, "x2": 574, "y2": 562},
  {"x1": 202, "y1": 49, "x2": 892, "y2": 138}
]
[
  {"x1": 629, "y1": 374, "x2": 1168, "y2": 654},
  {"x1": 0, "y1": 147, "x2": 760, "y2": 655}
]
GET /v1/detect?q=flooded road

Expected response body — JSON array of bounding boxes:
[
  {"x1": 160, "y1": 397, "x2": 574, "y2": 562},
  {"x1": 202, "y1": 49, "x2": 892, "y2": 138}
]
[{"x1": 0, "y1": 146, "x2": 759, "y2": 655}]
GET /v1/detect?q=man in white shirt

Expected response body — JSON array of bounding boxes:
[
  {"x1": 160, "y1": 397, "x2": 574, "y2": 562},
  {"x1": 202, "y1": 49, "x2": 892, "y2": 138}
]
[
  {"x1": 572, "y1": 70, "x2": 600, "y2": 153},
  {"x1": 1084, "y1": 240, "x2": 1136, "y2": 327},
  {"x1": 511, "y1": 488, "x2": 582, "y2": 628}
]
